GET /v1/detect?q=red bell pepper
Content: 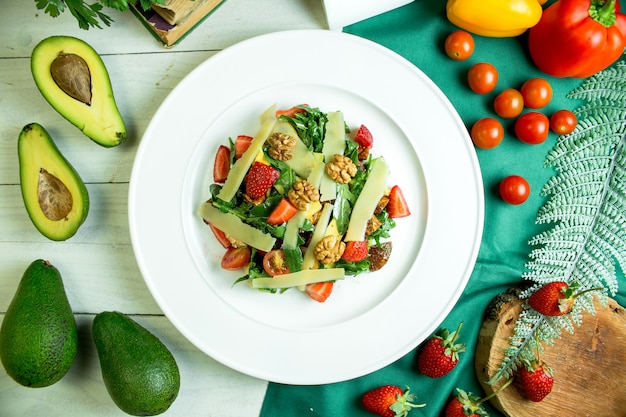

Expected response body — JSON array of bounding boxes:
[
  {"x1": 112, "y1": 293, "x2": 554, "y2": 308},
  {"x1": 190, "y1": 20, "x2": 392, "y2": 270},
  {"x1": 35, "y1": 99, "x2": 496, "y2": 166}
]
[{"x1": 528, "y1": 0, "x2": 626, "y2": 78}]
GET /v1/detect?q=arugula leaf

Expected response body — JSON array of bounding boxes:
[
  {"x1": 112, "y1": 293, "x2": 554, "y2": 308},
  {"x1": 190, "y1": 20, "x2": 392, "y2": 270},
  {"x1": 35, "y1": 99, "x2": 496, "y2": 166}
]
[
  {"x1": 334, "y1": 183, "x2": 354, "y2": 236},
  {"x1": 279, "y1": 106, "x2": 328, "y2": 152},
  {"x1": 284, "y1": 247, "x2": 303, "y2": 273}
]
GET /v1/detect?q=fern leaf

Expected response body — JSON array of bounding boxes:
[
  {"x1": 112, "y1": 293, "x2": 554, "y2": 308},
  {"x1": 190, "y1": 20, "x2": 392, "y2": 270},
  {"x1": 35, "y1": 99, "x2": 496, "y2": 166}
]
[{"x1": 493, "y1": 59, "x2": 626, "y2": 383}]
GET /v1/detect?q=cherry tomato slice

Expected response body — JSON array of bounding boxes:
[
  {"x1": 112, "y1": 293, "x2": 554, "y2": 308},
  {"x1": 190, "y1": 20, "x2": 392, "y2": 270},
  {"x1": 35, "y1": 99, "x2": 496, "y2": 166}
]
[
  {"x1": 263, "y1": 249, "x2": 290, "y2": 276},
  {"x1": 468, "y1": 63, "x2": 498, "y2": 94},
  {"x1": 444, "y1": 30, "x2": 475, "y2": 61},
  {"x1": 494, "y1": 88, "x2": 524, "y2": 119},
  {"x1": 550, "y1": 109, "x2": 577, "y2": 135},
  {"x1": 520, "y1": 78, "x2": 552, "y2": 109},
  {"x1": 470, "y1": 117, "x2": 504, "y2": 149},
  {"x1": 514, "y1": 112, "x2": 550, "y2": 144},
  {"x1": 221, "y1": 246, "x2": 251, "y2": 271},
  {"x1": 499, "y1": 175, "x2": 530, "y2": 205}
]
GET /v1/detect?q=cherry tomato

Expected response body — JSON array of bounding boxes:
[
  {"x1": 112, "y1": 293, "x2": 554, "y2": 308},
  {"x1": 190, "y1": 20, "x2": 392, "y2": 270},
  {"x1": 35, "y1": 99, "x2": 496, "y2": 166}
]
[
  {"x1": 550, "y1": 109, "x2": 577, "y2": 135},
  {"x1": 520, "y1": 78, "x2": 553, "y2": 109},
  {"x1": 494, "y1": 88, "x2": 524, "y2": 119},
  {"x1": 499, "y1": 175, "x2": 530, "y2": 205},
  {"x1": 221, "y1": 246, "x2": 251, "y2": 270},
  {"x1": 444, "y1": 30, "x2": 475, "y2": 61},
  {"x1": 468, "y1": 63, "x2": 498, "y2": 94},
  {"x1": 470, "y1": 117, "x2": 504, "y2": 149},
  {"x1": 263, "y1": 249, "x2": 290, "y2": 276},
  {"x1": 514, "y1": 112, "x2": 550, "y2": 144}
]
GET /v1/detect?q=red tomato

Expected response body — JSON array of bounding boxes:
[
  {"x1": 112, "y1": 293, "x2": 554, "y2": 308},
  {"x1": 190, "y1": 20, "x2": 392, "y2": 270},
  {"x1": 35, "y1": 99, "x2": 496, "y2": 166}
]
[
  {"x1": 499, "y1": 175, "x2": 530, "y2": 205},
  {"x1": 550, "y1": 109, "x2": 577, "y2": 135},
  {"x1": 494, "y1": 88, "x2": 524, "y2": 119},
  {"x1": 520, "y1": 78, "x2": 553, "y2": 109},
  {"x1": 470, "y1": 118, "x2": 504, "y2": 149},
  {"x1": 221, "y1": 246, "x2": 251, "y2": 270},
  {"x1": 262, "y1": 249, "x2": 290, "y2": 276},
  {"x1": 514, "y1": 112, "x2": 550, "y2": 144},
  {"x1": 468, "y1": 63, "x2": 498, "y2": 94},
  {"x1": 444, "y1": 30, "x2": 475, "y2": 61},
  {"x1": 208, "y1": 223, "x2": 231, "y2": 249}
]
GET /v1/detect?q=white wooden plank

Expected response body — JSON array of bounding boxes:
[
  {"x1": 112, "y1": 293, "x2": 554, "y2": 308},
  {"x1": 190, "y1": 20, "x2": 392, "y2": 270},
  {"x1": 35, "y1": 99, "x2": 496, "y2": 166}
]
[
  {"x1": 0, "y1": 0, "x2": 327, "y2": 58},
  {"x1": 0, "y1": 51, "x2": 215, "y2": 185},
  {"x1": 0, "y1": 314, "x2": 268, "y2": 417}
]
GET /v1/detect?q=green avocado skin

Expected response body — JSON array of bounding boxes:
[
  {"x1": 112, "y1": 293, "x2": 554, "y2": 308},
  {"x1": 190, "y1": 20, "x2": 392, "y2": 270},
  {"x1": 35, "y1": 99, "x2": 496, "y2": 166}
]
[
  {"x1": 92, "y1": 312, "x2": 180, "y2": 416},
  {"x1": 0, "y1": 259, "x2": 77, "y2": 387}
]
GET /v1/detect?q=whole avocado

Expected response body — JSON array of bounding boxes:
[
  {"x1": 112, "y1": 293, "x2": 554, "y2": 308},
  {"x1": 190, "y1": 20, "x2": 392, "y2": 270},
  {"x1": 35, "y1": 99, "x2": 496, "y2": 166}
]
[
  {"x1": 0, "y1": 259, "x2": 77, "y2": 387},
  {"x1": 92, "y1": 311, "x2": 180, "y2": 416}
]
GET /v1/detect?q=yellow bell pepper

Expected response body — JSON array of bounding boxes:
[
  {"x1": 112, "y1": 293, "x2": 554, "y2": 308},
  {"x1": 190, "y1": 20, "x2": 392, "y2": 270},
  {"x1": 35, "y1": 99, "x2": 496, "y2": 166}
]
[{"x1": 446, "y1": 0, "x2": 544, "y2": 37}]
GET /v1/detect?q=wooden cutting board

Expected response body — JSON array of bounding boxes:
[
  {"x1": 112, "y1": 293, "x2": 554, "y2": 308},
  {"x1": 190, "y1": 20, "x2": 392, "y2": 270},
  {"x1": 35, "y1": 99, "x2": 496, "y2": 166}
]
[{"x1": 475, "y1": 289, "x2": 626, "y2": 417}]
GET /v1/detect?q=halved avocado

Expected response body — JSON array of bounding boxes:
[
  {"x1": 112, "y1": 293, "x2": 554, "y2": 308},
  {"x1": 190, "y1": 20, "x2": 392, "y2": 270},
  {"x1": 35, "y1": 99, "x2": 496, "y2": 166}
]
[
  {"x1": 18, "y1": 123, "x2": 89, "y2": 241},
  {"x1": 31, "y1": 36, "x2": 126, "y2": 147}
]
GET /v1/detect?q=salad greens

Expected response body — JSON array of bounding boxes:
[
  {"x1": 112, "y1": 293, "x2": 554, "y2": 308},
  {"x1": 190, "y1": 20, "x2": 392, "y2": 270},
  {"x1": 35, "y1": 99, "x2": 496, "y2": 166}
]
[{"x1": 206, "y1": 105, "x2": 399, "y2": 293}]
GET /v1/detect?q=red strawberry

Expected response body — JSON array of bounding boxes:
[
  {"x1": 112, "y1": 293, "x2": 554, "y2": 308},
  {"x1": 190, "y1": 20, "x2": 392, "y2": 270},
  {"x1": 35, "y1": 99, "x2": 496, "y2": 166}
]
[
  {"x1": 417, "y1": 322, "x2": 465, "y2": 378},
  {"x1": 444, "y1": 389, "x2": 488, "y2": 417},
  {"x1": 245, "y1": 162, "x2": 279, "y2": 200},
  {"x1": 361, "y1": 385, "x2": 425, "y2": 417},
  {"x1": 354, "y1": 124, "x2": 374, "y2": 148},
  {"x1": 304, "y1": 281, "x2": 334, "y2": 303},
  {"x1": 514, "y1": 358, "x2": 554, "y2": 402},
  {"x1": 267, "y1": 198, "x2": 298, "y2": 225},
  {"x1": 213, "y1": 145, "x2": 231, "y2": 183},
  {"x1": 528, "y1": 281, "x2": 601, "y2": 316},
  {"x1": 387, "y1": 185, "x2": 411, "y2": 218},
  {"x1": 341, "y1": 240, "x2": 369, "y2": 262},
  {"x1": 234, "y1": 135, "x2": 253, "y2": 159}
]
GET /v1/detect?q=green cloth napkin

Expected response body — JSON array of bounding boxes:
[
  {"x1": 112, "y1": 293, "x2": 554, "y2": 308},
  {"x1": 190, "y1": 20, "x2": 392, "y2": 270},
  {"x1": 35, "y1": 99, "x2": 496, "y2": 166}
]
[{"x1": 261, "y1": 1, "x2": 626, "y2": 416}]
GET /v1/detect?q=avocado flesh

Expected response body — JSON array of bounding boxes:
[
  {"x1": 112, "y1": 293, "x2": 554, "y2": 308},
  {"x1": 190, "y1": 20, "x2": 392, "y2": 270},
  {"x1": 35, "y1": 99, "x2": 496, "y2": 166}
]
[
  {"x1": 92, "y1": 312, "x2": 180, "y2": 416},
  {"x1": 18, "y1": 123, "x2": 89, "y2": 241},
  {"x1": 0, "y1": 259, "x2": 78, "y2": 387},
  {"x1": 31, "y1": 35, "x2": 126, "y2": 147}
]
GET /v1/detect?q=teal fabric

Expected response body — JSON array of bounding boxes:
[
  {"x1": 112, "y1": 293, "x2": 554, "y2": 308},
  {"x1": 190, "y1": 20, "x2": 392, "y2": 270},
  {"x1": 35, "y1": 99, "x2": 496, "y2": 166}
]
[{"x1": 260, "y1": 1, "x2": 626, "y2": 416}]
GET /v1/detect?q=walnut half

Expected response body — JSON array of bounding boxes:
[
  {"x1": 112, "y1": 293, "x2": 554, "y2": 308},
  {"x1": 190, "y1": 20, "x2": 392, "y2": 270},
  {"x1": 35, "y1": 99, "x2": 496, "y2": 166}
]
[
  {"x1": 266, "y1": 132, "x2": 296, "y2": 161},
  {"x1": 325, "y1": 154, "x2": 357, "y2": 184},
  {"x1": 288, "y1": 180, "x2": 320, "y2": 211},
  {"x1": 314, "y1": 235, "x2": 346, "y2": 265}
]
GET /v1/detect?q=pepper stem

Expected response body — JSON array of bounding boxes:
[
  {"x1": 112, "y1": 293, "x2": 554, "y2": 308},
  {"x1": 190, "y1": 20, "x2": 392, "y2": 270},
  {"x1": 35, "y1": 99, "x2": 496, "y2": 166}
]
[{"x1": 589, "y1": 0, "x2": 617, "y2": 27}]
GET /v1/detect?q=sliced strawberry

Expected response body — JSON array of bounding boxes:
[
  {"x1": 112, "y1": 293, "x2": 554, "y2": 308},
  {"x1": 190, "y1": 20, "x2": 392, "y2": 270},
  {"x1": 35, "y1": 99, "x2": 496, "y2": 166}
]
[
  {"x1": 208, "y1": 223, "x2": 231, "y2": 248},
  {"x1": 245, "y1": 161, "x2": 280, "y2": 200},
  {"x1": 354, "y1": 124, "x2": 374, "y2": 148},
  {"x1": 221, "y1": 246, "x2": 251, "y2": 271},
  {"x1": 341, "y1": 240, "x2": 369, "y2": 262},
  {"x1": 213, "y1": 145, "x2": 231, "y2": 183},
  {"x1": 234, "y1": 135, "x2": 253, "y2": 159},
  {"x1": 276, "y1": 104, "x2": 308, "y2": 118},
  {"x1": 387, "y1": 185, "x2": 411, "y2": 218},
  {"x1": 267, "y1": 198, "x2": 298, "y2": 225},
  {"x1": 305, "y1": 281, "x2": 334, "y2": 303}
]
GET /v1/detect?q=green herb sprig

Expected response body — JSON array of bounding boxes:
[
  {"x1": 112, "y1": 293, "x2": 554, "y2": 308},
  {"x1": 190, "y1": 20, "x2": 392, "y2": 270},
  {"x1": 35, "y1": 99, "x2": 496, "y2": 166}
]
[{"x1": 34, "y1": 0, "x2": 163, "y2": 29}]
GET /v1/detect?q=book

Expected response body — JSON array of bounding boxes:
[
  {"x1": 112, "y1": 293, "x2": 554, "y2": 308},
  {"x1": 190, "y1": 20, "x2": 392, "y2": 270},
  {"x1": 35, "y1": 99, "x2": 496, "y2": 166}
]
[{"x1": 130, "y1": 0, "x2": 226, "y2": 48}]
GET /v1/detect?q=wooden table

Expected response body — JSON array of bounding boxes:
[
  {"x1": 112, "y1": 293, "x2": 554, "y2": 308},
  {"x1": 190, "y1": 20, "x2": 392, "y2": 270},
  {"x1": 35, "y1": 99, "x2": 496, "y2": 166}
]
[{"x1": 0, "y1": 2, "x2": 326, "y2": 415}]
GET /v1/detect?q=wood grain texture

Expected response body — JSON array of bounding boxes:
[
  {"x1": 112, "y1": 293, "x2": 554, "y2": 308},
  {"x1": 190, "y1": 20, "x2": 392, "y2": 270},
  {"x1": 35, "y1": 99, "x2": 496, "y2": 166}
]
[
  {"x1": 0, "y1": 1, "x2": 326, "y2": 415},
  {"x1": 475, "y1": 294, "x2": 626, "y2": 417}
]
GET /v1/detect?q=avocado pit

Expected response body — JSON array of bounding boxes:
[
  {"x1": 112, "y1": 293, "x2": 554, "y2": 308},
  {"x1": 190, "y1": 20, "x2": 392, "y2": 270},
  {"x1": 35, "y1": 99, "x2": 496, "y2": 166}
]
[
  {"x1": 38, "y1": 168, "x2": 73, "y2": 221},
  {"x1": 50, "y1": 52, "x2": 92, "y2": 105}
]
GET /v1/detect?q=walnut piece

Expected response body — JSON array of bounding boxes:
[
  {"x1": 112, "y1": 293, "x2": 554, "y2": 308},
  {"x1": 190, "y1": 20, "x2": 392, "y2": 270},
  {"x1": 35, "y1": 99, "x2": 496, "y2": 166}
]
[
  {"x1": 365, "y1": 215, "x2": 382, "y2": 236},
  {"x1": 325, "y1": 154, "x2": 357, "y2": 184},
  {"x1": 267, "y1": 132, "x2": 296, "y2": 161},
  {"x1": 288, "y1": 180, "x2": 320, "y2": 211},
  {"x1": 314, "y1": 235, "x2": 346, "y2": 265}
]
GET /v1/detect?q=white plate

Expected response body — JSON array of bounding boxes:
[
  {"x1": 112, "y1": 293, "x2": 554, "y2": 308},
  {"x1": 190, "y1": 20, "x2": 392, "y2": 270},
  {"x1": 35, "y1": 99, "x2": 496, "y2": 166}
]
[{"x1": 129, "y1": 30, "x2": 483, "y2": 385}]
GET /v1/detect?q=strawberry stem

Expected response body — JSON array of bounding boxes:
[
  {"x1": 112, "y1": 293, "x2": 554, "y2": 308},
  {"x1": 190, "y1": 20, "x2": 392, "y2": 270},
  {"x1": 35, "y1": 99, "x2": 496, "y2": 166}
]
[{"x1": 477, "y1": 377, "x2": 513, "y2": 404}]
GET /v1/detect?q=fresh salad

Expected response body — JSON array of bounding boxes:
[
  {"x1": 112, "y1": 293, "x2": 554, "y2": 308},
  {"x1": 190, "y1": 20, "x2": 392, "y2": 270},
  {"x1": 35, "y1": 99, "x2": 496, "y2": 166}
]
[{"x1": 199, "y1": 104, "x2": 410, "y2": 302}]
